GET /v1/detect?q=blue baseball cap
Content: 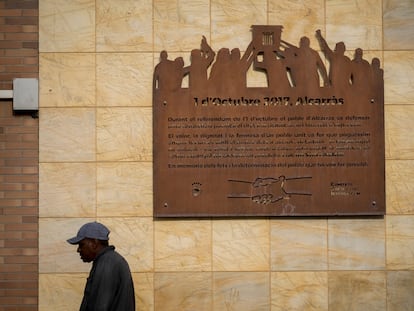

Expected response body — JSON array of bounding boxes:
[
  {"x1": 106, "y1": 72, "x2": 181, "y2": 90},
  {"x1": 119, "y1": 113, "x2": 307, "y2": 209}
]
[{"x1": 67, "y1": 222, "x2": 110, "y2": 244}]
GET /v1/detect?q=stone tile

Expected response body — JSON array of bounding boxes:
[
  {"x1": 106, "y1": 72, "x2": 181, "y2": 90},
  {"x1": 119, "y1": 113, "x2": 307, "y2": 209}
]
[
  {"x1": 385, "y1": 105, "x2": 414, "y2": 159},
  {"x1": 100, "y1": 217, "x2": 154, "y2": 272},
  {"x1": 213, "y1": 272, "x2": 270, "y2": 311},
  {"x1": 211, "y1": 0, "x2": 267, "y2": 50},
  {"x1": 39, "y1": 218, "x2": 95, "y2": 273},
  {"x1": 97, "y1": 162, "x2": 152, "y2": 217},
  {"x1": 154, "y1": 272, "x2": 212, "y2": 311},
  {"x1": 384, "y1": 51, "x2": 414, "y2": 104},
  {"x1": 39, "y1": 273, "x2": 87, "y2": 311},
  {"x1": 386, "y1": 160, "x2": 414, "y2": 214},
  {"x1": 328, "y1": 271, "x2": 386, "y2": 311},
  {"x1": 154, "y1": 220, "x2": 211, "y2": 272},
  {"x1": 387, "y1": 271, "x2": 414, "y2": 311},
  {"x1": 96, "y1": 107, "x2": 152, "y2": 161},
  {"x1": 39, "y1": 53, "x2": 95, "y2": 107},
  {"x1": 212, "y1": 219, "x2": 269, "y2": 271},
  {"x1": 39, "y1": 108, "x2": 96, "y2": 162},
  {"x1": 325, "y1": 0, "x2": 382, "y2": 50},
  {"x1": 271, "y1": 271, "x2": 328, "y2": 311},
  {"x1": 96, "y1": 53, "x2": 153, "y2": 107},
  {"x1": 39, "y1": 273, "x2": 154, "y2": 311},
  {"x1": 133, "y1": 273, "x2": 154, "y2": 311},
  {"x1": 384, "y1": 0, "x2": 414, "y2": 50},
  {"x1": 386, "y1": 215, "x2": 414, "y2": 270},
  {"x1": 40, "y1": 163, "x2": 96, "y2": 217},
  {"x1": 268, "y1": 0, "x2": 325, "y2": 47},
  {"x1": 154, "y1": 0, "x2": 210, "y2": 51},
  {"x1": 96, "y1": 0, "x2": 152, "y2": 52},
  {"x1": 39, "y1": 0, "x2": 95, "y2": 52},
  {"x1": 328, "y1": 218, "x2": 385, "y2": 270},
  {"x1": 271, "y1": 219, "x2": 327, "y2": 271}
]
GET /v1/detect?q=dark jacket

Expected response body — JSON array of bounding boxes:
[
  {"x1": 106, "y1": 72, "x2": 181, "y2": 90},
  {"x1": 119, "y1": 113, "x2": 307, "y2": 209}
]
[{"x1": 80, "y1": 246, "x2": 135, "y2": 311}]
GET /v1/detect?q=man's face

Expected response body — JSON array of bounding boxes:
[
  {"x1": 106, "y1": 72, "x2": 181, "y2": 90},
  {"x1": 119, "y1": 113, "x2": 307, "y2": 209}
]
[{"x1": 77, "y1": 238, "x2": 97, "y2": 262}]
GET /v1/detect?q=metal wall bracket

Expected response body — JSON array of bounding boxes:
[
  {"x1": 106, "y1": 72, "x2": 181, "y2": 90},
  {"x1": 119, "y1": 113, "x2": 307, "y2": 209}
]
[{"x1": 0, "y1": 78, "x2": 39, "y2": 111}]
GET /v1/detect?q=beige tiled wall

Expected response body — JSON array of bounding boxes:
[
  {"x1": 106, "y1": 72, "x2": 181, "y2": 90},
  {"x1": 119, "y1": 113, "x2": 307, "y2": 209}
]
[{"x1": 38, "y1": 0, "x2": 414, "y2": 310}]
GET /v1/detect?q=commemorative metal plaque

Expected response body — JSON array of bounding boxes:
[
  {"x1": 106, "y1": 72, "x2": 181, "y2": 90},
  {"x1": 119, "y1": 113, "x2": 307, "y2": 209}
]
[{"x1": 153, "y1": 25, "x2": 385, "y2": 217}]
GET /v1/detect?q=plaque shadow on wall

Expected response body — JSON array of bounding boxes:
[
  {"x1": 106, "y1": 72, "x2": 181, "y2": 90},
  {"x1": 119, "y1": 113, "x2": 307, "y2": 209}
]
[{"x1": 153, "y1": 25, "x2": 385, "y2": 218}]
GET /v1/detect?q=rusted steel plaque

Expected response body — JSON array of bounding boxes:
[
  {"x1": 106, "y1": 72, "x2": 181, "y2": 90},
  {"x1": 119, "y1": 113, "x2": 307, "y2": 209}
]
[{"x1": 153, "y1": 25, "x2": 385, "y2": 217}]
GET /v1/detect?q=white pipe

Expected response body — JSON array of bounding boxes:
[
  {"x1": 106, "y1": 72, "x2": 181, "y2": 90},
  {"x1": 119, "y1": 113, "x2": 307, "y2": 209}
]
[{"x1": 0, "y1": 90, "x2": 13, "y2": 99}]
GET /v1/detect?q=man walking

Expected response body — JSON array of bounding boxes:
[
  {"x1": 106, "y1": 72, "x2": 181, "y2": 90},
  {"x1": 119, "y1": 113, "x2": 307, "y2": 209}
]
[{"x1": 67, "y1": 222, "x2": 135, "y2": 311}]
